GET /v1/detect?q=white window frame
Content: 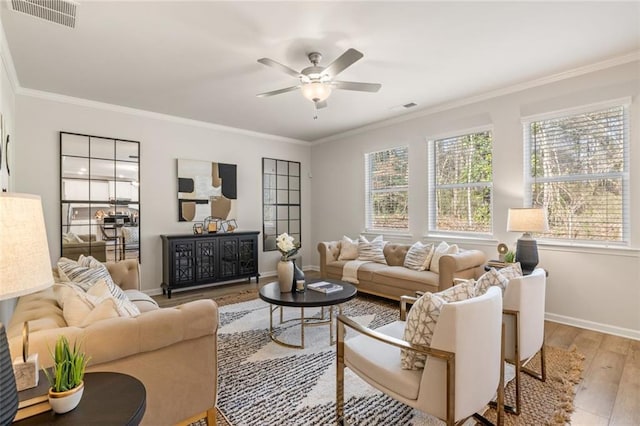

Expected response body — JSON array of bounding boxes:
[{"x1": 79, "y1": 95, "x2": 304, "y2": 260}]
[
  {"x1": 427, "y1": 125, "x2": 494, "y2": 238},
  {"x1": 522, "y1": 98, "x2": 630, "y2": 246},
  {"x1": 364, "y1": 146, "x2": 409, "y2": 232}
]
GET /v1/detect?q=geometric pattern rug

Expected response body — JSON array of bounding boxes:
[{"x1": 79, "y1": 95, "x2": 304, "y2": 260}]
[{"x1": 210, "y1": 293, "x2": 584, "y2": 426}]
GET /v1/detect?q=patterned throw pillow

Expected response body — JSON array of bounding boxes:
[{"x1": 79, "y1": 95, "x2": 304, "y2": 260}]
[
  {"x1": 403, "y1": 242, "x2": 434, "y2": 271},
  {"x1": 474, "y1": 268, "x2": 510, "y2": 296},
  {"x1": 338, "y1": 236, "x2": 359, "y2": 260},
  {"x1": 401, "y1": 292, "x2": 445, "y2": 370},
  {"x1": 357, "y1": 235, "x2": 387, "y2": 264},
  {"x1": 498, "y1": 262, "x2": 523, "y2": 280},
  {"x1": 57, "y1": 256, "x2": 116, "y2": 291},
  {"x1": 428, "y1": 241, "x2": 459, "y2": 273},
  {"x1": 437, "y1": 280, "x2": 476, "y2": 301}
]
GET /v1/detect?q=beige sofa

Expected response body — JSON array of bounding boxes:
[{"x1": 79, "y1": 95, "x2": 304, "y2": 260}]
[
  {"x1": 8, "y1": 259, "x2": 218, "y2": 426},
  {"x1": 318, "y1": 241, "x2": 486, "y2": 300},
  {"x1": 62, "y1": 234, "x2": 107, "y2": 262}
]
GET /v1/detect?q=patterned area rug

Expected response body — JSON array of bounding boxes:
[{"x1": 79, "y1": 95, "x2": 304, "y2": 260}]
[{"x1": 208, "y1": 293, "x2": 584, "y2": 426}]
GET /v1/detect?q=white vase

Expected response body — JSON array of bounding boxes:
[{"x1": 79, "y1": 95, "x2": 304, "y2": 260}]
[
  {"x1": 48, "y1": 381, "x2": 84, "y2": 414},
  {"x1": 277, "y1": 260, "x2": 294, "y2": 292}
]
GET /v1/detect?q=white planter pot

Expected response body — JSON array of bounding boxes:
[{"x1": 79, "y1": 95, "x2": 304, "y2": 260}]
[
  {"x1": 277, "y1": 260, "x2": 294, "y2": 292},
  {"x1": 48, "y1": 381, "x2": 84, "y2": 414}
]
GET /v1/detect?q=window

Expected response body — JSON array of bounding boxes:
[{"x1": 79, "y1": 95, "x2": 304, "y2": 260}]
[
  {"x1": 365, "y1": 146, "x2": 408, "y2": 230},
  {"x1": 262, "y1": 158, "x2": 301, "y2": 251},
  {"x1": 430, "y1": 130, "x2": 492, "y2": 234},
  {"x1": 524, "y1": 104, "x2": 628, "y2": 243}
]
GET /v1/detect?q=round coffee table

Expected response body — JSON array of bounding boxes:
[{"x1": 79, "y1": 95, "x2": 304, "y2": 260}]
[
  {"x1": 15, "y1": 372, "x2": 146, "y2": 425},
  {"x1": 259, "y1": 279, "x2": 357, "y2": 349}
]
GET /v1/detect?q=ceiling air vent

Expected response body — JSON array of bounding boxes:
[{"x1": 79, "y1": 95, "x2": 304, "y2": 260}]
[
  {"x1": 403, "y1": 102, "x2": 418, "y2": 109},
  {"x1": 10, "y1": 0, "x2": 78, "y2": 29}
]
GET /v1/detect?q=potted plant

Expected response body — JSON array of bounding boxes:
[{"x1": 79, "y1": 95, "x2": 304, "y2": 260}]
[{"x1": 43, "y1": 336, "x2": 90, "y2": 414}]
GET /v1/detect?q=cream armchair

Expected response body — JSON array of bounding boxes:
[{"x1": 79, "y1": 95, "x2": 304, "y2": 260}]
[
  {"x1": 502, "y1": 268, "x2": 547, "y2": 414},
  {"x1": 337, "y1": 287, "x2": 504, "y2": 426}
]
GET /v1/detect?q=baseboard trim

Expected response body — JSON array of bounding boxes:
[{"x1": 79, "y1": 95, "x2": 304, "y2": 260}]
[{"x1": 545, "y1": 312, "x2": 640, "y2": 341}]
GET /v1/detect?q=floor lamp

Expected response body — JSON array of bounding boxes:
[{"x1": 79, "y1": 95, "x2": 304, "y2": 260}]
[
  {"x1": 0, "y1": 193, "x2": 54, "y2": 424},
  {"x1": 507, "y1": 207, "x2": 549, "y2": 274}
]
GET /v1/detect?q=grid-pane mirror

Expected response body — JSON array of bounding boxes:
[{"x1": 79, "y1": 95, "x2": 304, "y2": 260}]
[
  {"x1": 263, "y1": 158, "x2": 301, "y2": 251},
  {"x1": 61, "y1": 132, "x2": 140, "y2": 263}
]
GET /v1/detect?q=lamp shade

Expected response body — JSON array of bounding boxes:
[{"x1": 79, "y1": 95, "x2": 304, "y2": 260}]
[
  {"x1": 506, "y1": 208, "x2": 549, "y2": 234},
  {"x1": 0, "y1": 193, "x2": 53, "y2": 300},
  {"x1": 300, "y1": 82, "x2": 332, "y2": 103}
]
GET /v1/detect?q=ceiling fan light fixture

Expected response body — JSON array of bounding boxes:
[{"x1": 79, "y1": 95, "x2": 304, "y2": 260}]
[{"x1": 301, "y1": 81, "x2": 332, "y2": 103}]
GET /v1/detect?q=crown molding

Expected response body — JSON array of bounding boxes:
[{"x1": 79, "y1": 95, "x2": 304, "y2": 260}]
[
  {"x1": 16, "y1": 87, "x2": 309, "y2": 146},
  {"x1": 311, "y1": 51, "x2": 640, "y2": 146}
]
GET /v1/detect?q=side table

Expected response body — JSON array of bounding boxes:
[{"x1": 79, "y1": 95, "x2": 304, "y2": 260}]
[{"x1": 14, "y1": 372, "x2": 146, "y2": 425}]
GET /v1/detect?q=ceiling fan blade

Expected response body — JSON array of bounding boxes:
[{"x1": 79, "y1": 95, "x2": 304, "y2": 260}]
[
  {"x1": 332, "y1": 81, "x2": 381, "y2": 93},
  {"x1": 257, "y1": 58, "x2": 301, "y2": 78},
  {"x1": 256, "y1": 85, "x2": 300, "y2": 97},
  {"x1": 322, "y1": 48, "x2": 363, "y2": 78},
  {"x1": 315, "y1": 100, "x2": 328, "y2": 109}
]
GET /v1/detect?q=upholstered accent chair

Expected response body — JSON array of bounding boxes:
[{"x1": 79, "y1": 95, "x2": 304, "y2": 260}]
[
  {"x1": 336, "y1": 287, "x2": 505, "y2": 426},
  {"x1": 502, "y1": 268, "x2": 547, "y2": 414}
]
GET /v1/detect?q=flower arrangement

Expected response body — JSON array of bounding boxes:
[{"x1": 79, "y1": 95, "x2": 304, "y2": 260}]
[{"x1": 276, "y1": 232, "x2": 301, "y2": 261}]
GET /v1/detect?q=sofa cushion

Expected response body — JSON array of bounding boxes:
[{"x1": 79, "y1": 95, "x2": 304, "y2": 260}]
[
  {"x1": 429, "y1": 241, "x2": 459, "y2": 273},
  {"x1": 357, "y1": 235, "x2": 387, "y2": 264},
  {"x1": 338, "y1": 236, "x2": 358, "y2": 260},
  {"x1": 80, "y1": 298, "x2": 121, "y2": 327},
  {"x1": 372, "y1": 266, "x2": 439, "y2": 288},
  {"x1": 383, "y1": 244, "x2": 410, "y2": 267},
  {"x1": 403, "y1": 242, "x2": 434, "y2": 271}
]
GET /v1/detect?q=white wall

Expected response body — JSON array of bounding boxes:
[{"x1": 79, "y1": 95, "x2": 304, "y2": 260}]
[
  {"x1": 13, "y1": 95, "x2": 312, "y2": 294},
  {"x1": 311, "y1": 60, "x2": 640, "y2": 339}
]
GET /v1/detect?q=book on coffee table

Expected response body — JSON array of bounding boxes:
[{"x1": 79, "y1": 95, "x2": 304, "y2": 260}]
[{"x1": 307, "y1": 281, "x2": 343, "y2": 294}]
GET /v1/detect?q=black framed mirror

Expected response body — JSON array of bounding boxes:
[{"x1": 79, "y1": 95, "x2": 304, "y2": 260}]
[
  {"x1": 60, "y1": 132, "x2": 140, "y2": 263},
  {"x1": 262, "y1": 158, "x2": 301, "y2": 251}
]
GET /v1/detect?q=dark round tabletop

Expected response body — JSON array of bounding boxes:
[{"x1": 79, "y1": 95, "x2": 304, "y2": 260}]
[
  {"x1": 15, "y1": 372, "x2": 146, "y2": 426},
  {"x1": 259, "y1": 279, "x2": 357, "y2": 308}
]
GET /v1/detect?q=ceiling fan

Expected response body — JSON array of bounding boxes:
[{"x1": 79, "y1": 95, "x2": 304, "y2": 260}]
[{"x1": 256, "y1": 48, "x2": 381, "y2": 109}]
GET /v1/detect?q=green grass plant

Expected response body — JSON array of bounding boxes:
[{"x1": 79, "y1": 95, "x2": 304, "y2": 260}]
[{"x1": 43, "y1": 336, "x2": 90, "y2": 392}]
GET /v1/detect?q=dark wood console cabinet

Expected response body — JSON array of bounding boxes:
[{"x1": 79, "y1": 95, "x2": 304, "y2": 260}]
[{"x1": 161, "y1": 231, "x2": 260, "y2": 298}]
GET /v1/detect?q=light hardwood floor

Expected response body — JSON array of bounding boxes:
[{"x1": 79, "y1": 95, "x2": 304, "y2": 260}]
[{"x1": 154, "y1": 272, "x2": 640, "y2": 426}]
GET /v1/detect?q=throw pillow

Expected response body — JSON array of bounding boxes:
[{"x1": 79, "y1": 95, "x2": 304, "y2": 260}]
[
  {"x1": 498, "y1": 262, "x2": 523, "y2": 280},
  {"x1": 420, "y1": 244, "x2": 435, "y2": 271},
  {"x1": 338, "y1": 236, "x2": 359, "y2": 261},
  {"x1": 401, "y1": 292, "x2": 445, "y2": 370},
  {"x1": 357, "y1": 235, "x2": 387, "y2": 264},
  {"x1": 60, "y1": 284, "x2": 96, "y2": 326},
  {"x1": 474, "y1": 268, "x2": 510, "y2": 296},
  {"x1": 80, "y1": 298, "x2": 121, "y2": 327},
  {"x1": 57, "y1": 257, "x2": 116, "y2": 291},
  {"x1": 121, "y1": 227, "x2": 139, "y2": 244},
  {"x1": 437, "y1": 280, "x2": 476, "y2": 301},
  {"x1": 428, "y1": 241, "x2": 459, "y2": 273},
  {"x1": 62, "y1": 232, "x2": 84, "y2": 244},
  {"x1": 87, "y1": 280, "x2": 140, "y2": 317},
  {"x1": 403, "y1": 242, "x2": 434, "y2": 271}
]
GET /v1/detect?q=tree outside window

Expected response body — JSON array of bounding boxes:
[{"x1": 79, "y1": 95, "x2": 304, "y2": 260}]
[
  {"x1": 431, "y1": 131, "x2": 492, "y2": 233},
  {"x1": 525, "y1": 105, "x2": 627, "y2": 242},
  {"x1": 365, "y1": 147, "x2": 408, "y2": 230}
]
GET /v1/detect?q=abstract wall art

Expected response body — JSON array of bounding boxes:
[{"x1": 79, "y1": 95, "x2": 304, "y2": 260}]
[{"x1": 177, "y1": 159, "x2": 237, "y2": 222}]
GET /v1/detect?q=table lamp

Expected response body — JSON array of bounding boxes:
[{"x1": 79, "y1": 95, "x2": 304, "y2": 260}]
[
  {"x1": 0, "y1": 193, "x2": 54, "y2": 424},
  {"x1": 507, "y1": 207, "x2": 549, "y2": 274}
]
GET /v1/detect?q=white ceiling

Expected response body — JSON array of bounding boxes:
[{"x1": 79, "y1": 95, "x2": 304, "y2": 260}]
[{"x1": 2, "y1": 1, "x2": 639, "y2": 142}]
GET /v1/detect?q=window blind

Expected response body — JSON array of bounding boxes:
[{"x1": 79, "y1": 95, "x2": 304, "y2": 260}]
[
  {"x1": 524, "y1": 105, "x2": 628, "y2": 243},
  {"x1": 430, "y1": 131, "x2": 492, "y2": 233},
  {"x1": 364, "y1": 146, "x2": 409, "y2": 230}
]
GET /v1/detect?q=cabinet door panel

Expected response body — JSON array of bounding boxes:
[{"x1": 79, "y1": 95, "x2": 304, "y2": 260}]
[
  {"x1": 173, "y1": 241, "x2": 195, "y2": 284},
  {"x1": 196, "y1": 239, "x2": 217, "y2": 281},
  {"x1": 219, "y1": 238, "x2": 238, "y2": 279},
  {"x1": 239, "y1": 237, "x2": 257, "y2": 275}
]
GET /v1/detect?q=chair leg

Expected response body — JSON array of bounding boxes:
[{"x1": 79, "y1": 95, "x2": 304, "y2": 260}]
[
  {"x1": 522, "y1": 343, "x2": 547, "y2": 382},
  {"x1": 336, "y1": 320, "x2": 345, "y2": 424}
]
